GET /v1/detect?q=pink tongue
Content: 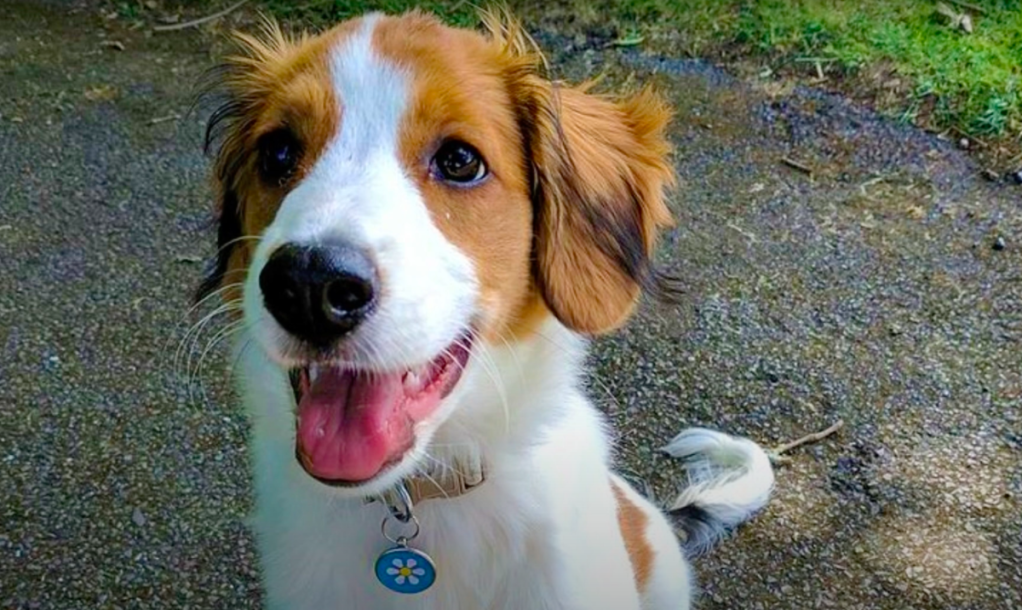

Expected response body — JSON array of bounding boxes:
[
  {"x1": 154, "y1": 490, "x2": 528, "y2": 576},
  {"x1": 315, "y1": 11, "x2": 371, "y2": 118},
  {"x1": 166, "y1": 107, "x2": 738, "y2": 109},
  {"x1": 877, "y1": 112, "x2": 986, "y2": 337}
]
[{"x1": 296, "y1": 365, "x2": 444, "y2": 482}]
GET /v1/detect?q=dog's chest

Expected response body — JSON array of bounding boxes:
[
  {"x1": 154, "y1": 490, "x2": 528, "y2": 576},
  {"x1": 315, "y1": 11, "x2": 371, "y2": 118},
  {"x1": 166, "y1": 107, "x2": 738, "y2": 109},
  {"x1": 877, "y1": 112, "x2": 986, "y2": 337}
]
[{"x1": 255, "y1": 481, "x2": 557, "y2": 610}]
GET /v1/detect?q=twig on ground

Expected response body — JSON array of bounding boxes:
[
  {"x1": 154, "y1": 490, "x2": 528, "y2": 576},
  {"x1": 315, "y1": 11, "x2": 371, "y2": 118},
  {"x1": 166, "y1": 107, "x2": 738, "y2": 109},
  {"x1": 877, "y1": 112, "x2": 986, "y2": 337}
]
[
  {"x1": 794, "y1": 57, "x2": 836, "y2": 80},
  {"x1": 149, "y1": 113, "x2": 181, "y2": 125},
  {"x1": 859, "y1": 174, "x2": 887, "y2": 196},
  {"x1": 936, "y1": 2, "x2": 974, "y2": 33},
  {"x1": 950, "y1": 126, "x2": 989, "y2": 149},
  {"x1": 152, "y1": 0, "x2": 249, "y2": 32},
  {"x1": 781, "y1": 156, "x2": 813, "y2": 175},
  {"x1": 727, "y1": 222, "x2": 758, "y2": 243},
  {"x1": 768, "y1": 420, "x2": 844, "y2": 464}
]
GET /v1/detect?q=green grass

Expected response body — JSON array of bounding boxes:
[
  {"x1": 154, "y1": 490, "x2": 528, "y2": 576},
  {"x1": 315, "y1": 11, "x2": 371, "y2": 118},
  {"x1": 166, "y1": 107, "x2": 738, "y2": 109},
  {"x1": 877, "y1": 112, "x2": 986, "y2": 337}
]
[
  {"x1": 251, "y1": 0, "x2": 1022, "y2": 147},
  {"x1": 585, "y1": 0, "x2": 1022, "y2": 142},
  {"x1": 258, "y1": 0, "x2": 478, "y2": 28}
]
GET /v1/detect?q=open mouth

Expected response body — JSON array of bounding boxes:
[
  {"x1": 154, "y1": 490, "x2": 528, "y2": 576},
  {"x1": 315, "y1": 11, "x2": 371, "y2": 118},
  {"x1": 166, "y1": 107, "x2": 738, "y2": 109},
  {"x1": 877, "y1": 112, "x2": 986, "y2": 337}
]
[{"x1": 289, "y1": 333, "x2": 473, "y2": 485}]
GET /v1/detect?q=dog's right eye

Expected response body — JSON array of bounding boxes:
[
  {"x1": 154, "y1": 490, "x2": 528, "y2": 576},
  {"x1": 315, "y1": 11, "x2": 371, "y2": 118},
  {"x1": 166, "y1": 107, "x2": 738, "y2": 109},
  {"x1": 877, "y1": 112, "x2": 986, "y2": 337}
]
[{"x1": 258, "y1": 129, "x2": 302, "y2": 185}]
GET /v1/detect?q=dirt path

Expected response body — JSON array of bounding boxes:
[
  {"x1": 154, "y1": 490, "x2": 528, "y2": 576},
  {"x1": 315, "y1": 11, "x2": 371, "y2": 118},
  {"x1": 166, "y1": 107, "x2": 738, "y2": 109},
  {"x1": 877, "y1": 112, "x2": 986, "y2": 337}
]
[{"x1": 1, "y1": 3, "x2": 1019, "y2": 609}]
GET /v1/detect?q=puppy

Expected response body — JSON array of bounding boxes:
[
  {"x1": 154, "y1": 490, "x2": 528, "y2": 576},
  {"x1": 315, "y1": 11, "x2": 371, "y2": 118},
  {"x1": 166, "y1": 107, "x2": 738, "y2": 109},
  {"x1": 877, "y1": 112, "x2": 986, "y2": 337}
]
[{"x1": 199, "y1": 10, "x2": 773, "y2": 609}]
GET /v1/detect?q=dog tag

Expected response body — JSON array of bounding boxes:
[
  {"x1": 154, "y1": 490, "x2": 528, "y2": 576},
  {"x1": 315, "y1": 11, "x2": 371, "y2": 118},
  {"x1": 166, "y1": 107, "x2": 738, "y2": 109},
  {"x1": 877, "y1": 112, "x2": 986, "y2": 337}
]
[{"x1": 375, "y1": 543, "x2": 437, "y2": 594}]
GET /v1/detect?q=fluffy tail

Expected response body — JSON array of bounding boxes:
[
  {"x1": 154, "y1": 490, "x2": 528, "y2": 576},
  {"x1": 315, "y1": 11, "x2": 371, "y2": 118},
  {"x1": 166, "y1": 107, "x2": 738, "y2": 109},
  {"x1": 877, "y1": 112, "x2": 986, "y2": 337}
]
[{"x1": 661, "y1": 428, "x2": 774, "y2": 557}]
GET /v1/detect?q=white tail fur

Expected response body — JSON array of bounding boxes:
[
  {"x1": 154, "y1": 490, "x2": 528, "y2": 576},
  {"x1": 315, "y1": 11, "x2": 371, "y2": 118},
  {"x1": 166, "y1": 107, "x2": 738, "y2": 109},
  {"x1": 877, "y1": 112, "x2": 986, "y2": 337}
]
[{"x1": 661, "y1": 428, "x2": 774, "y2": 557}]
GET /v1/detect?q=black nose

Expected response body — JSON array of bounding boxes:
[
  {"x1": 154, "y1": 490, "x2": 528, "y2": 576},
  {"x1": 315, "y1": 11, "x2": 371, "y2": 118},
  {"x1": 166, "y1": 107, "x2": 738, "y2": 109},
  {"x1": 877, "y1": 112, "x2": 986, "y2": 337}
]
[{"x1": 259, "y1": 242, "x2": 378, "y2": 346}]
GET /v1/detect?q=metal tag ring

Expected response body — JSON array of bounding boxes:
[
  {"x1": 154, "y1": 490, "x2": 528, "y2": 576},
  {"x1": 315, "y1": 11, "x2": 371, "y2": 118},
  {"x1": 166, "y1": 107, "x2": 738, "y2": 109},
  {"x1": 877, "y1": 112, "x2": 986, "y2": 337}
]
[
  {"x1": 384, "y1": 484, "x2": 414, "y2": 523},
  {"x1": 381, "y1": 514, "x2": 421, "y2": 544}
]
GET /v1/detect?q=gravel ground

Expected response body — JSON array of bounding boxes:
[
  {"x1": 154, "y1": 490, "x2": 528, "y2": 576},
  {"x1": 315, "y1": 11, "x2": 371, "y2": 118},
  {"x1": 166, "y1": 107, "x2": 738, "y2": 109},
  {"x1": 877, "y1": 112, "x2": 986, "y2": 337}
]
[{"x1": 1, "y1": 2, "x2": 1020, "y2": 609}]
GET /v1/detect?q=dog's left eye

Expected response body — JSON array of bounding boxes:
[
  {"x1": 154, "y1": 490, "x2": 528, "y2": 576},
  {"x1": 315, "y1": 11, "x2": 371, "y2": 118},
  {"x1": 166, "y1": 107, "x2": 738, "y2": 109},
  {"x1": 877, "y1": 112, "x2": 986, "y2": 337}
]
[{"x1": 432, "y1": 140, "x2": 487, "y2": 185}]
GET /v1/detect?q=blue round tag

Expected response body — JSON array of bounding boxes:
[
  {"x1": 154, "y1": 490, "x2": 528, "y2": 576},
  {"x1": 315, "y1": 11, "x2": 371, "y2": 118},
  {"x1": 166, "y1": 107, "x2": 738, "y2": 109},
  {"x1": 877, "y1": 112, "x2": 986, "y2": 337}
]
[{"x1": 375, "y1": 546, "x2": 437, "y2": 594}]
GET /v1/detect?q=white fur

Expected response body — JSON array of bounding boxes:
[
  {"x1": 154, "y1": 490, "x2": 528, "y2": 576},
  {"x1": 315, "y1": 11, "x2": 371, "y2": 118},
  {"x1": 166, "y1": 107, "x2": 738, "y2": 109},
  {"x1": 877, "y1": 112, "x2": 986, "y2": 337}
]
[
  {"x1": 662, "y1": 428, "x2": 775, "y2": 556},
  {"x1": 663, "y1": 428, "x2": 774, "y2": 518},
  {"x1": 233, "y1": 16, "x2": 773, "y2": 609}
]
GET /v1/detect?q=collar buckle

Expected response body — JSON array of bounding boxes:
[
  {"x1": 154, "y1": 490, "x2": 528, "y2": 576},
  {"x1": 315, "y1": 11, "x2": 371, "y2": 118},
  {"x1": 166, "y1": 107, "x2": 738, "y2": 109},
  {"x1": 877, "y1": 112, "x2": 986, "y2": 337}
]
[{"x1": 367, "y1": 458, "x2": 487, "y2": 508}]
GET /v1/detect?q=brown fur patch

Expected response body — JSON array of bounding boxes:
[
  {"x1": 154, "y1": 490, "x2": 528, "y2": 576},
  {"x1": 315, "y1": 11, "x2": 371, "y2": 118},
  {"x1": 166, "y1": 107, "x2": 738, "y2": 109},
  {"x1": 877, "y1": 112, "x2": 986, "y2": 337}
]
[
  {"x1": 612, "y1": 479, "x2": 655, "y2": 592},
  {"x1": 200, "y1": 19, "x2": 356, "y2": 306},
  {"x1": 373, "y1": 13, "x2": 538, "y2": 343}
]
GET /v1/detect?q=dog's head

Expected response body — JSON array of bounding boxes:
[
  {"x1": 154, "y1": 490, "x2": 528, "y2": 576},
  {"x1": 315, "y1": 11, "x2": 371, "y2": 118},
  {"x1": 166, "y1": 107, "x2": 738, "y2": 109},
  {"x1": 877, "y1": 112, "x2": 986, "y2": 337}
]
[{"x1": 200, "y1": 10, "x2": 675, "y2": 493}]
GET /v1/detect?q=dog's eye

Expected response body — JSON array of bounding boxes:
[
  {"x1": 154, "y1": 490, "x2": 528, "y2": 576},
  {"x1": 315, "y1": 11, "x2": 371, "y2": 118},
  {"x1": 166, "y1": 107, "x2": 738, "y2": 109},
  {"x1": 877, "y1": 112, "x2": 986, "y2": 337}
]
[
  {"x1": 258, "y1": 129, "x2": 301, "y2": 184},
  {"x1": 432, "y1": 140, "x2": 487, "y2": 185}
]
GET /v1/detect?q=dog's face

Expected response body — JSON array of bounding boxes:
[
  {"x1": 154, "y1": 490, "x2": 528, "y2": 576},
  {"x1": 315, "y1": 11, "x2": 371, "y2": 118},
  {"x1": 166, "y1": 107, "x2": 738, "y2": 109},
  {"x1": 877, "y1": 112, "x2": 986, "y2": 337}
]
[{"x1": 202, "y1": 11, "x2": 675, "y2": 493}]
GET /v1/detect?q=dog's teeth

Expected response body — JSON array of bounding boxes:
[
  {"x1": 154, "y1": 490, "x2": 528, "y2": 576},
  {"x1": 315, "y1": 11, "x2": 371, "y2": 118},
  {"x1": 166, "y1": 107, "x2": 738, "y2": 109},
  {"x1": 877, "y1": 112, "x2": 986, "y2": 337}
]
[
  {"x1": 403, "y1": 366, "x2": 428, "y2": 393},
  {"x1": 403, "y1": 370, "x2": 421, "y2": 392},
  {"x1": 309, "y1": 365, "x2": 319, "y2": 383}
]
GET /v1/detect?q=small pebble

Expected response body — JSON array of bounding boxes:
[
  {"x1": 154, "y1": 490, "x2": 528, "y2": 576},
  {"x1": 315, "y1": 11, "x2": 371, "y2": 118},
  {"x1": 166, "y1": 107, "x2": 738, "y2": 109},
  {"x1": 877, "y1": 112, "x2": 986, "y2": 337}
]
[
  {"x1": 131, "y1": 507, "x2": 146, "y2": 527},
  {"x1": 958, "y1": 137, "x2": 970, "y2": 149},
  {"x1": 993, "y1": 236, "x2": 1006, "y2": 251}
]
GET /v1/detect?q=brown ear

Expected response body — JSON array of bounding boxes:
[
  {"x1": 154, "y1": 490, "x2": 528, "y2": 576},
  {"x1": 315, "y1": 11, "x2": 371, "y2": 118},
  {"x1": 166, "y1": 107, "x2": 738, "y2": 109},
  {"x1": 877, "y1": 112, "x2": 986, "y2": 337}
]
[{"x1": 525, "y1": 83, "x2": 676, "y2": 334}]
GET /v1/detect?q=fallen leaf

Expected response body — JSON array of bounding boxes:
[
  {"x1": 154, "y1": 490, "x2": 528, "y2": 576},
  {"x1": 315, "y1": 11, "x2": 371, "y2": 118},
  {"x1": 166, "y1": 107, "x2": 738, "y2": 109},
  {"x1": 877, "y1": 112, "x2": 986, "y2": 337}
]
[
  {"x1": 906, "y1": 205, "x2": 926, "y2": 219},
  {"x1": 759, "y1": 80, "x2": 796, "y2": 99},
  {"x1": 84, "y1": 85, "x2": 118, "y2": 102},
  {"x1": 100, "y1": 40, "x2": 125, "y2": 51}
]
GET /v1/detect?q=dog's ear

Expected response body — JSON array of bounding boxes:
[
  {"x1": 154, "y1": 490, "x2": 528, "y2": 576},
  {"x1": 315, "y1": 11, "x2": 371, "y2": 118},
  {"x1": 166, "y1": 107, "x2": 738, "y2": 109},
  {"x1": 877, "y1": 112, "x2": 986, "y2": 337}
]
[
  {"x1": 194, "y1": 96, "x2": 246, "y2": 304},
  {"x1": 523, "y1": 83, "x2": 676, "y2": 334}
]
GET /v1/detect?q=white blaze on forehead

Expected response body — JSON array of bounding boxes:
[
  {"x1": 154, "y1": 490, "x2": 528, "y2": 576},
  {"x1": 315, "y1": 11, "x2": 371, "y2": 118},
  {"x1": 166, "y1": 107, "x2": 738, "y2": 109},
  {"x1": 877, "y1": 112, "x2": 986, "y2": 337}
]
[
  {"x1": 263, "y1": 14, "x2": 413, "y2": 245},
  {"x1": 328, "y1": 14, "x2": 406, "y2": 164}
]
